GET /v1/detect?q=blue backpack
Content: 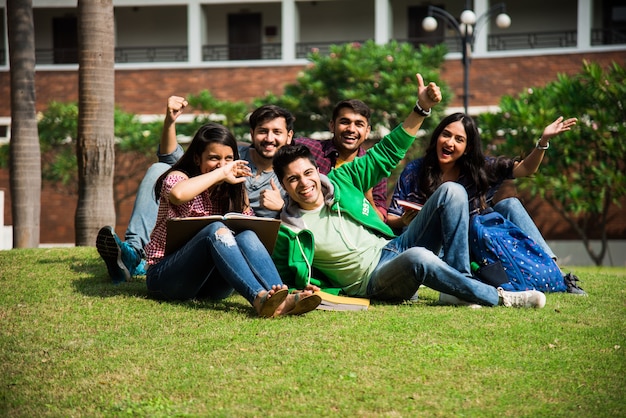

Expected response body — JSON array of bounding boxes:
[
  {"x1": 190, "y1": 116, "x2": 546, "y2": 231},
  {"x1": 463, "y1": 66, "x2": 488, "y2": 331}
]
[{"x1": 469, "y1": 210, "x2": 566, "y2": 292}]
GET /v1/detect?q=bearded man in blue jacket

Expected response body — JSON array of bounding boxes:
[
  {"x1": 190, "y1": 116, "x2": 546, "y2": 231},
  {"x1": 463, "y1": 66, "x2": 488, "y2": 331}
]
[{"x1": 271, "y1": 73, "x2": 546, "y2": 309}]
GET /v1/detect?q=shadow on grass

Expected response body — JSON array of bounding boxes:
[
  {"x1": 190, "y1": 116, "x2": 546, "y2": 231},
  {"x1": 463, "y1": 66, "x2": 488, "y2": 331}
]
[
  {"x1": 58, "y1": 250, "x2": 443, "y2": 315},
  {"x1": 142, "y1": 295, "x2": 257, "y2": 317},
  {"x1": 67, "y1": 256, "x2": 259, "y2": 317}
]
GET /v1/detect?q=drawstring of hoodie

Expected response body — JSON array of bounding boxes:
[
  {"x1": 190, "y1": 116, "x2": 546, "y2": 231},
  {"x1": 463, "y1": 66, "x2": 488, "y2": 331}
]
[{"x1": 295, "y1": 235, "x2": 312, "y2": 287}]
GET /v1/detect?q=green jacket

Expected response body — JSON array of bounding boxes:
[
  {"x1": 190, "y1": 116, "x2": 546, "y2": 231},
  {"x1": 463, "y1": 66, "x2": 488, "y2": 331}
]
[{"x1": 271, "y1": 125, "x2": 416, "y2": 294}]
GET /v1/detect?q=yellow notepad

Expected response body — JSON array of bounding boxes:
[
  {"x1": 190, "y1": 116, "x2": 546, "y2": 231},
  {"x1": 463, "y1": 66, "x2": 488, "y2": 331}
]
[{"x1": 315, "y1": 290, "x2": 370, "y2": 311}]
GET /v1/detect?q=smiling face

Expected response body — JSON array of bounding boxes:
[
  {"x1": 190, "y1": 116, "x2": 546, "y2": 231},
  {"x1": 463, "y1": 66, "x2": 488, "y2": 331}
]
[
  {"x1": 280, "y1": 157, "x2": 324, "y2": 210},
  {"x1": 195, "y1": 143, "x2": 235, "y2": 174},
  {"x1": 329, "y1": 108, "x2": 371, "y2": 158},
  {"x1": 436, "y1": 120, "x2": 468, "y2": 169},
  {"x1": 250, "y1": 117, "x2": 293, "y2": 160}
]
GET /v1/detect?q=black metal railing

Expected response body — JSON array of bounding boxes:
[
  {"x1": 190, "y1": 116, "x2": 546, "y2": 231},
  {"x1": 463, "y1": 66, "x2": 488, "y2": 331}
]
[
  {"x1": 115, "y1": 46, "x2": 187, "y2": 63},
  {"x1": 19, "y1": 29, "x2": 626, "y2": 67},
  {"x1": 202, "y1": 43, "x2": 281, "y2": 61},
  {"x1": 35, "y1": 47, "x2": 78, "y2": 64},
  {"x1": 398, "y1": 36, "x2": 463, "y2": 53},
  {"x1": 488, "y1": 30, "x2": 577, "y2": 50},
  {"x1": 296, "y1": 40, "x2": 367, "y2": 58},
  {"x1": 399, "y1": 30, "x2": 581, "y2": 53},
  {"x1": 591, "y1": 28, "x2": 626, "y2": 45},
  {"x1": 33, "y1": 46, "x2": 188, "y2": 65}
]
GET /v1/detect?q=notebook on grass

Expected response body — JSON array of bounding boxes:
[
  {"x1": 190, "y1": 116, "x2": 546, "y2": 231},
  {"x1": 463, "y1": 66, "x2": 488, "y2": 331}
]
[{"x1": 314, "y1": 290, "x2": 370, "y2": 311}]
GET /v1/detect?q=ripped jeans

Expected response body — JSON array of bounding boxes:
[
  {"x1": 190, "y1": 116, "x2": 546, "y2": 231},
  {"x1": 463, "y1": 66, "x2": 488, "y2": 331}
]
[{"x1": 146, "y1": 222, "x2": 284, "y2": 303}]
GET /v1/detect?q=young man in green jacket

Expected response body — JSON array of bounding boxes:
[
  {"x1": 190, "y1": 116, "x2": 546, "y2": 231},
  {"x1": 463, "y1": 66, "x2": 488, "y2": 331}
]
[{"x1": 271, "y1": 73, "x2": 546, "y2": 308}]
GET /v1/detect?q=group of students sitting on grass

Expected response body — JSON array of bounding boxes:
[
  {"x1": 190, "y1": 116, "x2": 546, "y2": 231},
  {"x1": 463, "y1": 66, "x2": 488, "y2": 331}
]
[{"x1": 96, "y1": 72, "x2": 585, "y2": 318}]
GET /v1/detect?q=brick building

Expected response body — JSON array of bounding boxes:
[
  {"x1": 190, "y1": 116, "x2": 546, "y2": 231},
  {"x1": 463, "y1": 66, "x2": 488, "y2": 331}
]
[{"x1": 1, "y1": 0, "x2": 625, "y2": 246}]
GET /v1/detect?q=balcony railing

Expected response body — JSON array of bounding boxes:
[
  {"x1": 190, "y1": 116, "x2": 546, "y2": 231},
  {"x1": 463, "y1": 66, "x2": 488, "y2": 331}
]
[
  {"x1": 591, "y1": 28, "x2": 626, "y2": 45},
  {"x1": 33, "y1": 46, "x2": 189, "y2": 65},
  {"x1": 3, "y1": 29, "x2": 623, "y2": 67},
  {"x1": 115, "y1": 46, "x2": 188, "y2": 63},
  {"x1": 35, "y1": 48, "x2": 78, "y2": 64},
  {"x1": 296, "y1": 40, "x2": 367, "y2": 58},
  {"x1": 202, "y1": 43, "x2": 282, "y2": 61},
  {"x1": 400, "y1": 30, "x2": 580, "y2": 53},
  {"x1": 488, "y1": 30, "x2": 577, "y2": 50}
]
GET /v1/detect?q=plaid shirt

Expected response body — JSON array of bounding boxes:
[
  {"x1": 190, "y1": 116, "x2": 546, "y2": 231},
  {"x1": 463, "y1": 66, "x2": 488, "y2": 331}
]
[
  {"x1": 294, "y1": 137, "x2": 388, "y2": 221},
  {"x1": 145, "y1": 173, "x2": 253, "y2": 265}
]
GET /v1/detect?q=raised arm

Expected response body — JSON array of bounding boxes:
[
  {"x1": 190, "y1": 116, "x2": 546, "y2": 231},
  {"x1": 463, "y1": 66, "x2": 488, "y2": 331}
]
[
  {"x1": 160, "y1": 95, "x2": 188, "y2": 155},
  {"x1": 384, "y1": 75, "x2": 440, "y2": 230},
  {"x1": 401, "y1": 73, "x2": 442, "y2": 136},
  {"x1": 345, "y1": 73, "x2": 441, "y2": 203},
  {"x1": 512, "y1": 116, "x2": 577, "y2": 178}
]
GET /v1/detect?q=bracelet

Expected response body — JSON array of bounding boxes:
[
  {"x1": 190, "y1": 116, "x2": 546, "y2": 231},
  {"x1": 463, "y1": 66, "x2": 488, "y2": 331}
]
[
  {"x1": 413, "y1": 100, "x2": 431, "y2": 117},
  {"x1": 535, "y1": 139, "x2": 549, "y2": 150}
]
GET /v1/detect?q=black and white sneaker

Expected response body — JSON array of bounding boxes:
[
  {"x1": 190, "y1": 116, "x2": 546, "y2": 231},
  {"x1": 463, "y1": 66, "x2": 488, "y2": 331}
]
[
  {"x1": 96, "y1": 226, "x2": 130, "y2": 284},
  {"x1": 563, "y1": 273, "x2": 587, "y2": 296}
]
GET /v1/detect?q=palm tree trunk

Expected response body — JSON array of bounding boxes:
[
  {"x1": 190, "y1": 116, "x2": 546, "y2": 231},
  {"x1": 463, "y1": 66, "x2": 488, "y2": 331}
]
[
  {"x1": 7, "y1": 0, "x2": 41, "y2": 248},
  {"x1": 75, "y1": 0, "x2": 116, "y2": 245}
]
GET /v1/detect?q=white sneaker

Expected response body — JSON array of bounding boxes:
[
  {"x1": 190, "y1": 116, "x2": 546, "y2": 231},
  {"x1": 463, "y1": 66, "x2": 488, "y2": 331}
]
[
  {"x1": 439, "y1": 293, "x2": 482, "y2": 309},
  {"x1": 498, "y1": 288, "x2": 546, "y2": 308}
]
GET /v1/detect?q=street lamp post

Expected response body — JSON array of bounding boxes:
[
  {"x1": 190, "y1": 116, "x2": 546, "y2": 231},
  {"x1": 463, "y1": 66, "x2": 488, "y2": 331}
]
[{"x1": 422, "y1": 2, "x2": 511, "y2": 114}]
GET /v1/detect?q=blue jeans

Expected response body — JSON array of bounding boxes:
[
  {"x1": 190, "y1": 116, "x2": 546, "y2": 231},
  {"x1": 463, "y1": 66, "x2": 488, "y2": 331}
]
[
  {"x1": 368, "y1": 183, "x2": 500, "y2": 306},
  {"x1": 146, "y1": 222, "x2": 284, "y2": 303},
  {"x1": 493, "y1": 197, "x2": 556, "y2": 260},
  {"x1": 125, "y1": 145, "x2": 184, "y2": 256}
]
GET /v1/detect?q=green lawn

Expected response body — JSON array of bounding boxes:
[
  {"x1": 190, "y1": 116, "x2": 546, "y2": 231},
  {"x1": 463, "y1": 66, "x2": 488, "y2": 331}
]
[{"x1": 1, "y1": 247, "x2": 624, "y2": 417}]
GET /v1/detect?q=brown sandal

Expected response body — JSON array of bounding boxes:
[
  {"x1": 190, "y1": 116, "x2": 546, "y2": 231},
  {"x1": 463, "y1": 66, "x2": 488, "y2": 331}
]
[
  {"x1": 257, "y1": 288, "x2": 289, "y2": 318},
  {"x1": 286, "y1": 292, "x2": 322, "y2": 316}
]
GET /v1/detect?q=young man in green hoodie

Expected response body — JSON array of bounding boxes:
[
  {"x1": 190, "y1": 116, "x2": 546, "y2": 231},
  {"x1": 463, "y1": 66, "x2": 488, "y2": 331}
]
[{"x1": 271, "y1": 73, "x2": 546, "y2": 309}]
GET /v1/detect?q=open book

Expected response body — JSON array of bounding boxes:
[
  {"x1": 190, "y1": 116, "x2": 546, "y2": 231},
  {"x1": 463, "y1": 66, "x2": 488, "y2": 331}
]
[
  {"x1": 165, "y1": 213, "x2": 281, "y2": 255},
  {"x1": 315, "y1": 290, "x2": 370, "y2": 311},
  {"x1": 397, "y1": 199, "x2": 423, "y2": 211}
]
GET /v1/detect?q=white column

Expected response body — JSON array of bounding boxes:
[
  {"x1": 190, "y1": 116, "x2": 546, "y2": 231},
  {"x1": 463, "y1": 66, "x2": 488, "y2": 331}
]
[
  {"x1": 187, "y1": 0, "x2": 202, "y2": 64},
  {"x1": 2, "y1": 7, "x2": 8, "y2": 68},
  {"x1": 374, "y1": 0, "x2": 391, "y2": 45},
  {"x1": 282, "y1": 0, "x2": 297, "y2": 61},
  {"x1": 577, "y1": 0, "x2": 592, "y2": 49},
  {"x1": 472, "y1": 0, "x2": 489, "y2": 55},
  {"x1": 0, "y1": 190, "x2": 3, "y2": 247},
  {"x1": 0, "y1": 190, "x2": 11, "y2": 250}
]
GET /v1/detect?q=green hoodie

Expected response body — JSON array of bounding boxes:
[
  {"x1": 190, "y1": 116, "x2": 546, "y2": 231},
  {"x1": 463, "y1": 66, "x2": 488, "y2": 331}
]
[{"x1": 272, "y1": 125, "x2": 416, "y2": 294}]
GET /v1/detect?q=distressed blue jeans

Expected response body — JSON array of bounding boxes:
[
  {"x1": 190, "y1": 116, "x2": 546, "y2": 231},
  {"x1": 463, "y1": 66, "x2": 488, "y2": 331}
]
[
  {"x1": 146, "y1": 222, "x2": 284, "y2": 303},
  {"x1": 368, "y1": 182, "x2": 500, "y2": 306},
  {"x1": 125, "y1": 145, "x2": 184, "y2": 256}
]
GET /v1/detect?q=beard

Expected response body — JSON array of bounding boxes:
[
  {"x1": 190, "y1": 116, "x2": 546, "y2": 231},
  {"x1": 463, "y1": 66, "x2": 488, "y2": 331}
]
[{"x1": 253, "y1": 142, "x2": 277, "y2": 159}]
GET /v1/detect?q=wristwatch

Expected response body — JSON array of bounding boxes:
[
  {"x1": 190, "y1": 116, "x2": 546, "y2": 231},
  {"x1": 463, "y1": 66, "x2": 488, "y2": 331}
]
[{"x1": 413, "y1": 100, "x2": 431, "y2": 117}]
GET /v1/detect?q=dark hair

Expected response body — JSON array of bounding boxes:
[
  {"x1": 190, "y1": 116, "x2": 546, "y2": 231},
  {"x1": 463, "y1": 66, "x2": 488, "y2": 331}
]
[
  {"x1": 419, "y1": 113, "x2": 513, "y2": 210},
  {"x1": 273, "y1": 144, "x2": 318, "y2": 184},
  {"x1": 249, "y1": 104, "x2": 295, "y2": 133},
  {"x1": 331, "y1": 99, "x2": 371, "y2": 125},
  {"x1": 154, "y1": 122, "x2": 246, "y2": 212}
]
